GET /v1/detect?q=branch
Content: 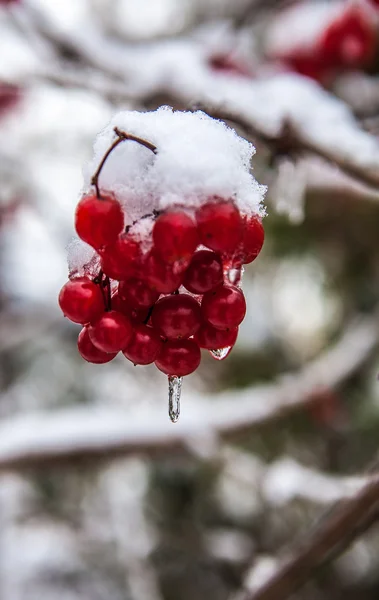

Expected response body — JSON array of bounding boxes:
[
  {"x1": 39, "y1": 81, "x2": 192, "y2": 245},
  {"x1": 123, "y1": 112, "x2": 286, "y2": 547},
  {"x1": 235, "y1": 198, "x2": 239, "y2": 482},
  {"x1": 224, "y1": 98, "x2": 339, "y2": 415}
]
[
  {"x1": 238, "y1": 474, "x2": 379, "y2": 600},
  {"x1": 0, "y1": 312, "x2": 377, "y2": 472},
  {"x1": 198, "y1": 105, "x2": 379, "y2": 194},
  {"x1": 14, "y1": 7, "x2": 379, "y2": 197}
]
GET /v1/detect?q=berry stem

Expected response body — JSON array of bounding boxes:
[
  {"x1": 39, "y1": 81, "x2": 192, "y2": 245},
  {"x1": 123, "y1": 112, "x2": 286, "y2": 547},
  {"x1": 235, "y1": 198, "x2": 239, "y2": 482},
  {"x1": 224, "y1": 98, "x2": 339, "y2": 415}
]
[
  {"x1": 91, "y1": 127, "x2": 157, "y2": 199},
  {"x1": 143, "y1": 304, "x2": 155, "y2": 325},
  {"x1": 94, "y1": 270, "x2": 112, "y2": 311}
]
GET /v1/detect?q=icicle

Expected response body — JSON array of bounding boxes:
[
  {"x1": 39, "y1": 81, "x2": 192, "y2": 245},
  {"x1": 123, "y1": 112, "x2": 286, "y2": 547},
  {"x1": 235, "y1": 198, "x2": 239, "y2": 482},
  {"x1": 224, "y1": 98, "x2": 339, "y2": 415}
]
[
  {"x1": 226, "y1": 266, "x2": 243, "y2": 285},
  {"x1": 168, "y1": 375, "x2": 182, "y2": 423},
  {"x1": 209, "y1": 346, "x2": 233, "y2": 361}
]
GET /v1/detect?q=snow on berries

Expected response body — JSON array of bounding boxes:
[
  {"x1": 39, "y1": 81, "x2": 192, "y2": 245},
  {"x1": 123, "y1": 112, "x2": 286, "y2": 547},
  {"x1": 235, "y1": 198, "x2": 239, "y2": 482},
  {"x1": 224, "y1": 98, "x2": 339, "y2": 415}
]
[{"x1": 58, "y1": 107, "x2": 266, "y2": 422}]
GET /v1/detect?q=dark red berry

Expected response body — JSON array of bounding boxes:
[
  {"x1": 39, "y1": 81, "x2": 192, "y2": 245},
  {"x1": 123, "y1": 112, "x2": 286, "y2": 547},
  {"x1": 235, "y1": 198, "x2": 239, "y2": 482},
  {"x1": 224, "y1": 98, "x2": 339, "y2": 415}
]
[
  {"x1": 111, "y1": 292, "x2": 150, "y2": 323},
  {"x1": 183, "y1": 250, "x2": 223, "y2": 294},
  {"x1": 88, "y1": 310, "x2": 133, "y2": 353},
  {"x1": 196, "y1": 199, "x2": 243, "y2": 254},
  {"x1": 59, "y1": 277, "x2": 104, "y2": 324},
  {"x1": 144, "y1": 251, "x2": 183, "y2": 293},
  {"x1": 195, "y1": 323, "x2": 238, "y2": 350},
  {"x1": 100, "y1": 234, "x2": 141, "y2": 281},
  {"x1": 152, "y1": 294, "x2": 201, "y2": 339},
  {"x1": 77, "y1": 327, "x2": 118, "y2": 364},
  {"x1": 201, "y1": 284, "x2": 246, "y2": 330},
  {"x1": 118, "y1": 277, "x2": 159, "y2": 309},
  {"x1": 320, "y1": 6, "x2": 375, "y2": 69},
  {"x1": 240, "y1": 215, "x2": 264, "y2": 264},
  {"x1": 75, "y1": 193, "x2": 124, "y2": 250},
  {"x1": 155, "y1": 339, "x2": 201, "y2": 376},
  {"x1": 209, "y1": 53, "x2": 252, "y2": 77},
  {"x1": 123, "y1": 324, "x2": 162, "y2": 365},
  {"x1": 153, "y1": 210, "x2": 198, "y2": 264}
]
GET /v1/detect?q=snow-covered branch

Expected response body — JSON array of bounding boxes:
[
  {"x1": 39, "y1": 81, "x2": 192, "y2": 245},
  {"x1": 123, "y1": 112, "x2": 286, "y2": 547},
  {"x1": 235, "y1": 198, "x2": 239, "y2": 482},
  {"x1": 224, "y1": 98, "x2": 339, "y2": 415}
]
[
  {"x1": 0, "y1": 311, "x2": 377, "y2": 472},
  {"x1": 236, "y1": 472, "x2": 379, "y2": 600}
]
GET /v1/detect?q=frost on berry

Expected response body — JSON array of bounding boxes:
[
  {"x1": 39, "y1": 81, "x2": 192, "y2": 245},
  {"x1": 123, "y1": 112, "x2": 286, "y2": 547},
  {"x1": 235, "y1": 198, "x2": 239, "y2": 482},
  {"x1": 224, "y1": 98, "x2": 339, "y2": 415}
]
[{"x1": 61, "y1": 107, "x2": 266, "y2": 422}]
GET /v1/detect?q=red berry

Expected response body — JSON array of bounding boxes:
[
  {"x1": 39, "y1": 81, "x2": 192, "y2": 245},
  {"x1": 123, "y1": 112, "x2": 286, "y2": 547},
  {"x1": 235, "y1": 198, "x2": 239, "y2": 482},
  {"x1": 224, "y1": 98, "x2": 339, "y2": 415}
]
[
  {"x1": 118, "y1": 278, "x2": 159, "y2": 309},
  {"x1": 0, "y1": 83, "x2": 21, "y2": 119},
  {"x1": 201, "y1": 285, "x2": 246, "y2": 330},
  {"x1": 155, "y1": 339, "x2": 201, "y2": 376},
  {"x1": 320, "y1": 6, "x2": 375, "y2": 69},
  {"x1": 153, "y1": 210, "x2": 198, "y2": 264},
  {"x1": 77, "y1": 327, "x2": 117, "y2": 364},
  {"x1": 152, "y1": 294, "x2": 201, "y2": 339},
  {"x1": 59, "y1": 277, "x2": 104, "y2": 324},
  {"x1": 100, "y1": 234, "x2": 141, "y2": 281},
  {"x1": 123, "y1": 324, "x2": 162, "y2": 365},
  {"x1": 144, "y1": 251, "x2": 183, "y2": 293},
  {"x1": 196, "y1": 199, "x2": 243, "y2": 254},
  {"x1": 209, "y1": 53, "x2": 252, "y2": 78},
  {"x1": 183, "y1": 250, "x2": 223, "y2": 294},
  {"x1": 88, "y1": 310, "x2": 133, "y2": 353},
  {"x1": 111, "y1": 292, "x2": 150, "y2": 323},
  {"x1": 195, "y1": 323, "x2": 238, "y2": 350},
  {"x1": 240, "y1": 215, "x2": 264, "y2": 264},
  {"x1": 75, "y1": 193, "x2": 124, "y2": 250}
]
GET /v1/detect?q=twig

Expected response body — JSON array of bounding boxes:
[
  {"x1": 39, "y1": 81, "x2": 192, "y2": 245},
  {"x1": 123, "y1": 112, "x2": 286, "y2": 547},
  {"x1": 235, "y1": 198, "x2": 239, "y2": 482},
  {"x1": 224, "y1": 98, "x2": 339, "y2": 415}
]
[
  {"x1": 198, "y1": 105, "x2": 379, "y2": 193},
  {"x1": 91, "y1": 127, "x2": 157, "y2": 198},
  {"x1": 239, "y1": 474, "x2": 379, "y2": 600}
]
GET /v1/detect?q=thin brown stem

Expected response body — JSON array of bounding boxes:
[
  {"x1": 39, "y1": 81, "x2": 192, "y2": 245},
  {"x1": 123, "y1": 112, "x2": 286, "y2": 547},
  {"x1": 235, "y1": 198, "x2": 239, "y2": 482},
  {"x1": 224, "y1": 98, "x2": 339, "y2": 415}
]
[
  {"x1": 243, "y1": 475, "x2": 379, "y2": 600},
  {"x1": 90, "y1": 127, "x2": 157, "y2": 199}
]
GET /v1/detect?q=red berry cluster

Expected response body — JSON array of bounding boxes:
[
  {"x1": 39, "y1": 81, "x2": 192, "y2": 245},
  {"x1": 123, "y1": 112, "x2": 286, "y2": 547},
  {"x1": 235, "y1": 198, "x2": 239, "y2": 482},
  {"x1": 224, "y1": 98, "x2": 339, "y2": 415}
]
[
  {"x1": 59, "y1": 129, "x2": 264, "y2": 412},
  {"x1": 284, "y1": 5, "x2": 376, "y2": 82},
  {"x1": 59, "y1": 192, "x2": 264, "y2": 373}
]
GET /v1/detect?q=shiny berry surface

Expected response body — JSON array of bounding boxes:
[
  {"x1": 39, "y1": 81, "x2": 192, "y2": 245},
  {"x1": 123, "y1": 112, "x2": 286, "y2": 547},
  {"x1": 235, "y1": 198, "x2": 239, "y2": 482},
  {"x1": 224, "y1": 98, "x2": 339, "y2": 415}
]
[
  {"x1": 75, "y1": 193, "x2": 124, "y2": 250},
  {"x1": 111, "y1": 292, "x2": 150, "y2": 323},
  {"x1": 201, "y1": 284, "x2": 246, "y2": 330},
  {"x1": 153, "y1": 210, "x2": 198, "y2": 264},
  {"x1": 195, "y1": 323, "x2": 238, "y2": 350},
  {"x1": 241, "y1": 215, "x2": 264, "y2": 264},
  {"x1": 152, "y1": 294, "x2": 201, "y2": 339},
  {"x1": 119, "y1": 277, "x2": 159, "y2": 309},
  {"x1": 59, "y1": 277, "x2": 104, "y2": 324},
  {"x1": 196, "y1": 199, "x2": 243, "y2": 254},
  {"x1": 123, "y1": 324, "x2": 162, "y2": 365},
  {"x1": 183, "y1": 250, "x2": 223, "y2": 294},
  {"x1": 100, "y1": 234, "x2": 140, "y2": 281},
  {"x1": 144, "y1": 251, "x2": 183, "y2": 293},
  {"x1": 89, "y1": 310, "x2": 133, "y2": 353},
  {"x1": 77, "y1": 327, "x2": 118, "y2": 364},
  {"x1": 155, "y1": 339, "x2": 201, "y2": 376}
]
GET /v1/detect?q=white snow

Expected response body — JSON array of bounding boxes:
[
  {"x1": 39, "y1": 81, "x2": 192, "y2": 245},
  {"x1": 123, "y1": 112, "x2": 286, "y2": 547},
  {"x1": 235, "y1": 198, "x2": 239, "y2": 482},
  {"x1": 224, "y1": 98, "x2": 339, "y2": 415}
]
[{"x1": 84, "y1": 106, "x2": 265, "y2": 223}]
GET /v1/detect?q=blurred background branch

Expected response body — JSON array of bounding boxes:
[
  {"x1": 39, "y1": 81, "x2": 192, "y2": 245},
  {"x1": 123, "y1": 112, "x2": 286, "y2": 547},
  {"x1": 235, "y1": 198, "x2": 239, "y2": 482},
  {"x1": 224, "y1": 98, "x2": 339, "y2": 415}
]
[{"x1": 1, "y1": 1, "x2": 379, "y2": 600}]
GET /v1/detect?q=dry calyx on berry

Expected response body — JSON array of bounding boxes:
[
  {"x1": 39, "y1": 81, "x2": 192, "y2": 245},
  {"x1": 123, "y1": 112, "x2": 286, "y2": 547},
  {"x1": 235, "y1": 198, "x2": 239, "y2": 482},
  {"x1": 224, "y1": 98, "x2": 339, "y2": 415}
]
[{"x1": 59, "y1": 107, "x2": 266, "y2": 422}]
